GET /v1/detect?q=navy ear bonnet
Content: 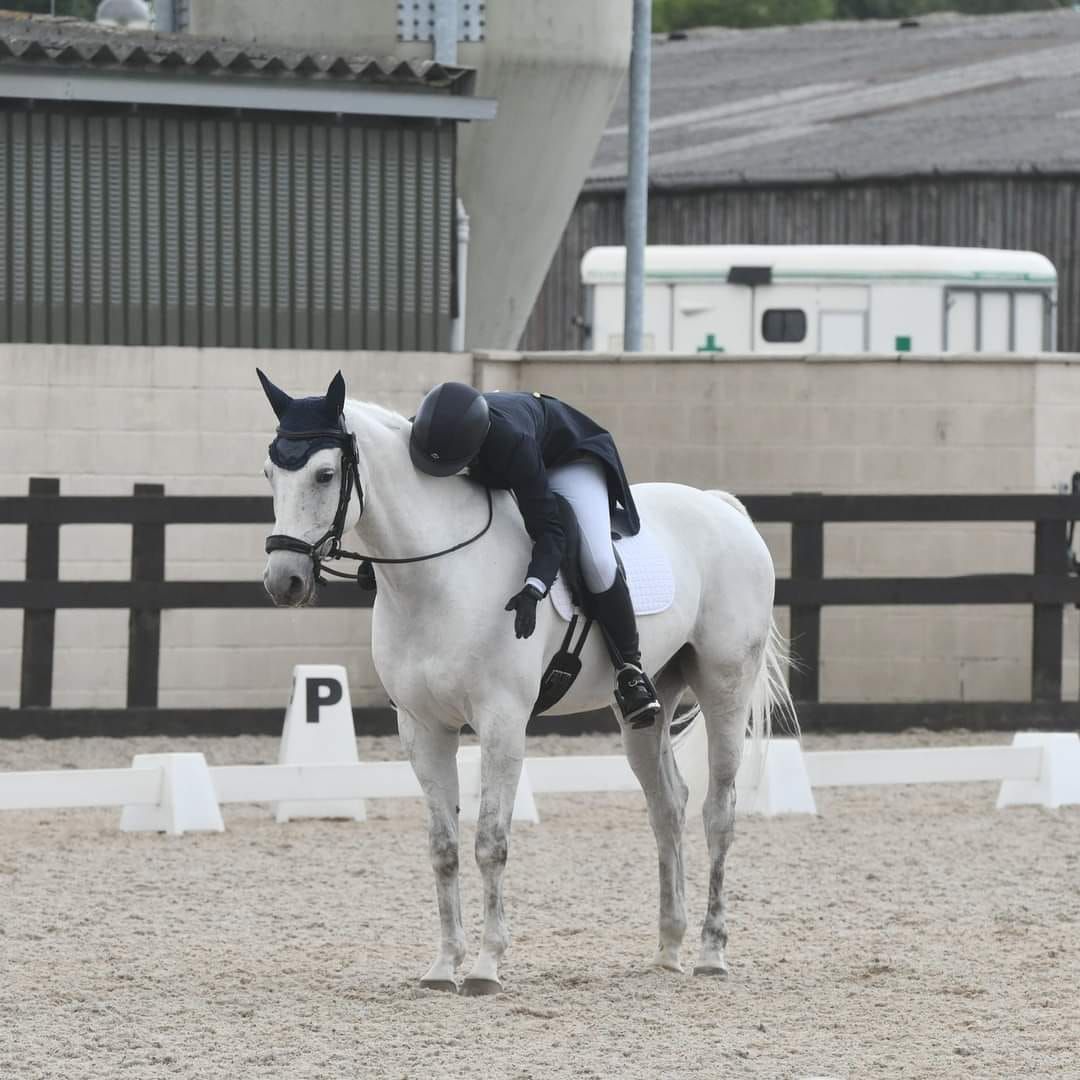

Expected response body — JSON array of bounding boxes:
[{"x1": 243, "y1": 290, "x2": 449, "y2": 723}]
[
  {"x1": 258, "y1": 369, "x2": 348, "y2": 471},
  {"x1": 269, "y1": 399, "x2": 341, "y2": 470}
]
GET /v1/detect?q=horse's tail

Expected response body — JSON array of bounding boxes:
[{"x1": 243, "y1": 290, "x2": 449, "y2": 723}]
[
  {"x1": 706, "y1": 489, "x2": 799, "y2": 748},
  {"x1": 748, "y1": 617, "x2": 798, "y2": 746}
]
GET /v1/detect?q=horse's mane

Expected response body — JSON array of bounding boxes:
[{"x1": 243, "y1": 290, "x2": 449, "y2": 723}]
[{"x1": 347, "y1": 398, "x2": 411, "y2": 433}]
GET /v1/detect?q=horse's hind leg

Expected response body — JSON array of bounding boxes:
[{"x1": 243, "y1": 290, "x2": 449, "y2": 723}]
[
  {"x1": 621, "y1": 661, "x2": 690, "y2": 973},
  {"x1": 685, "y1": 662, "x2": 758, "y2": 977},
  {"x1": 398, "y1": 710, "x2": 466, "y2": 992}
]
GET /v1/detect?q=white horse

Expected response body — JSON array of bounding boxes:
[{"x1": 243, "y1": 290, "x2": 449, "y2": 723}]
[{"x1": 262, "y1": 386, "x2": 793, "y2": 995}]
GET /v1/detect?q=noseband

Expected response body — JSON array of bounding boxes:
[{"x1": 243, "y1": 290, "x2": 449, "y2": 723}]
[{"x1": 264, "y1": 418, "x2": 493, "y2": 584}]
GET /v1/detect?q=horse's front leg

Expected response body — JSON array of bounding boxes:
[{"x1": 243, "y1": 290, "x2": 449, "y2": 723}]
[
  {"x1": 461, "y1": 708, "x2": 528, "y2": 996},
  {"x1": 398, "y1": 709, "x2": 466, "y2": 992}
]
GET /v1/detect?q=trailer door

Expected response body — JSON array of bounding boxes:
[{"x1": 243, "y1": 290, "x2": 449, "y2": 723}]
[
  {"x1": 979, "y1": 292, "x2": 1011, "y2": 351},
  {"x1": 672, "y1": 283, "x2": 752, "y2": 354},
  {"x1": 818, "y1": 287, "x2": 870, "y2": 353},
  {"x1": 945, "y1": 291, "x2": 977, "y2": 352},
  {"x1": 1014, "y1": 291, "x2": 1051, "y2": 352},
  {"x1": 945, "y1": 288, "x2": 1051, "y2": 352}
]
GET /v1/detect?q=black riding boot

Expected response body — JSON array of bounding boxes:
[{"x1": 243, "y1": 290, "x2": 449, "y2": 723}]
[{"x1": 589, "y1": 572, "x2": 661, "y2": 728}]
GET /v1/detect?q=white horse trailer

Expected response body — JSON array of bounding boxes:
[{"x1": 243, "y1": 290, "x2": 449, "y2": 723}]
[{"x1": 581, "y1": 245, "x2": 1057, "y2": 355}]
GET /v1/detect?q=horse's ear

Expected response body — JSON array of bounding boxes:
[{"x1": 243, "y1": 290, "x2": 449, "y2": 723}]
[
  {"x1": 256, "y1": 368, "x2": 292, "y2": 420},
  {"x1": 326, "y1": 371, "x2": 346, "y2": 417}
]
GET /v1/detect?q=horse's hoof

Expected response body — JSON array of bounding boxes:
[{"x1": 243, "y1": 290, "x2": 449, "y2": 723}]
[
  {"x1": 693, "y1": 964, "x2": 729, "y2": 977},
  {"x1": 419, "y1": 979, "x2": 459, "y2": 994},
  {"x1": 651, "y1": 953, "x2": 684, "y2": 974},
  {"x1": 460, "y1": 977, "x2": 502, "y2": 997}
]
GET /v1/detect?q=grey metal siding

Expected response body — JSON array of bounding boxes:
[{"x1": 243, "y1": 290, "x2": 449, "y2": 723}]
[
  {"x1": 0, "y1": 103, "x2": 455, "y2": 351},
  {"x1": 522, "y1": 178, "x2": 1080, "y2": 353}
]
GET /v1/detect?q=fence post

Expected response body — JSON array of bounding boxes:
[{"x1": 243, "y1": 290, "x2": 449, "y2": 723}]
[
  {"x1": 789, "y1": 500, "x2": 824, "y2": 703},
  {"x1": 20, "y1": 477, "x2": 60, "y2": 707},
  {"x1": 127, "y1": 483, "x2": 165, "y2": 708},
  {"x1": 1031, "y1": 518, "x2": 1066, "y2": 702}
]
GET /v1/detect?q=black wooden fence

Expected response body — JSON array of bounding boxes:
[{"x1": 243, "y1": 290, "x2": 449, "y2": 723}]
[
  {"x1": 744, "y1": 493, "x2": 1080, "y2": 734},
  {"x1": 2, "y1": 479, "x2": 1080, "y2": 736}
]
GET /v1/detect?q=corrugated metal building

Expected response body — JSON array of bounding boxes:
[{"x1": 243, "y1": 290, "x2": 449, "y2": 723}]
[
  {"x1": 0, "y1": 15, "x2": 494, "y2": 351},
  {"x1": 521, "y1": 12, "x2": 1080, "y2": 352}
]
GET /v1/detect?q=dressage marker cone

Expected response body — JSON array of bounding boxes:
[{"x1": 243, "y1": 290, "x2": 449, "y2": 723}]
[
  {"x1": 119, "y1": 753, "x2": 224, "y2": 836},
  {"x1": 736, "y1": 737, "x2": 817, "y2": 816},
  {"x1": 996, "y1": 731, "x2": 1080, "y2": 809},
  {"x1": 275, "y1": 664, "x2": 366, "y2": 823},
  {"x1": 675, "y1": 717, "x2": 816, "y2": 818}
]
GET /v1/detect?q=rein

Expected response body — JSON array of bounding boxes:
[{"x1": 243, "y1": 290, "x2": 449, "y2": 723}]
[{"x1": 264, "y1": 419, "x2": 494, "y2": 584}]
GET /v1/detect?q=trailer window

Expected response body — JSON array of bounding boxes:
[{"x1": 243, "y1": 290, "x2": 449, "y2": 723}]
[{"x1": 762, "y1": 309, "x2": 807, "y2": 343}]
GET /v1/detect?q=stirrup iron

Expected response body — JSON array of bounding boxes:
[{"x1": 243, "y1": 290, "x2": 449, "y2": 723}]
[{"x1": 615, "y1": 663, "x2": 660, "y2": 729}]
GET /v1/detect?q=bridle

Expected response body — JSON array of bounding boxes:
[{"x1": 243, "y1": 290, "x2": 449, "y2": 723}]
[{"x1": 264, "y1": 417, "x2": 493, "y2": 584}]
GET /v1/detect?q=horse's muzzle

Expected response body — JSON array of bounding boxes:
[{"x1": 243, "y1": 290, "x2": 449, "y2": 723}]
[{"x1": 264, "y1": 550, "x2": 317, "y2": 607}]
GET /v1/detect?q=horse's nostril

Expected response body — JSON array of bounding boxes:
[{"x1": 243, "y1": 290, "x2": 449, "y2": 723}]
[{"x1": 287, "y1": 575, "x2": 304, "y2": 597}]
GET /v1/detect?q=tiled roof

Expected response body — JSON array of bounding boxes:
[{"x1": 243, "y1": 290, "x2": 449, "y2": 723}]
[
  {"x1": 590, "y1": 10, "x2": 1080, "y2": 188},
  {"x1": 0, "y1": 12, "x2": 473, "y2": 93}
]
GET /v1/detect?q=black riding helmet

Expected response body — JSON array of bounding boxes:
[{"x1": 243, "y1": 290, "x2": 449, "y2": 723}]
[{"x1": 409, "y1": 382, "x2": 491, "y2": 477}]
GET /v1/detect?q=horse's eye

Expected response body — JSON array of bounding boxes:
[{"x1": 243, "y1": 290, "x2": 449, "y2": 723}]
[{"x1": 316, "y1": 470, "x2": 334, "y2": 484}]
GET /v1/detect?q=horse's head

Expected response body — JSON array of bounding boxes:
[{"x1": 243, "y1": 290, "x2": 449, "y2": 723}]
[{"x1": 258, "y1": 369, "x2": 362, "y2": 606}]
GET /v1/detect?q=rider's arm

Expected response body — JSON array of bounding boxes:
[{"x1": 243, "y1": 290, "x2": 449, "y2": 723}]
[{"x1": 506, "y1": 434, "x2": 565, "y2": 595}]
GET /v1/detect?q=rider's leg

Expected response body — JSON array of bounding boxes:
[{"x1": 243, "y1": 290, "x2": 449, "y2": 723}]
[
  {"x1": 547, "y1": 460, "x2": 660, "y2": 727},
  {"x1": 588, "y1": 569, "x2": 661, "y2": 727},
  {"x1": 546, "y1": 459, "x2": 618, "y2": 591}
]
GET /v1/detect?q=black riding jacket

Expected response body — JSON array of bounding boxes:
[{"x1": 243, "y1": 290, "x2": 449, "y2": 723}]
[{"x1": 467, "y1": 392, "x2": 641, "y2": 591}]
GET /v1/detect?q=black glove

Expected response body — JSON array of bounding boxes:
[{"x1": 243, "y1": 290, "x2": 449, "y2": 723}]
[
  {"x1": 505, "y1": 584, "x2": 544, "y2": 639},
  {"x1": 356, "y1": 560, "x2": 377, "y2": 592}
]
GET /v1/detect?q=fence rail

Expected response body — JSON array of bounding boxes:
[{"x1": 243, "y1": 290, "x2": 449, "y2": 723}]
[
  {"x1": 2, "y1": 479, "x2": 1080, "y2": 736},
  {"x1": 739, "y1": 492, "x2": 1078, "y2": 707}
]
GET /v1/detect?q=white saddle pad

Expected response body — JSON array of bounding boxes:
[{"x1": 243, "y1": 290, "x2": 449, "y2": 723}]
[{"x1": 549, "y1": 526, "x2": 674, "y2": 622}]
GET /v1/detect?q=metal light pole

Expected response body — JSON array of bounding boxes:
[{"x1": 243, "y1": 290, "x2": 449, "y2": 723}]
[
  {"x1": 432, "y1": 0, "x2": 471, "y2": 350},
  {"x1": 155, "y1": 0, "x2": 177, "y2": 31},
  {"x1": 623, "y1": 0, "x2": 652, "y2": 353}
]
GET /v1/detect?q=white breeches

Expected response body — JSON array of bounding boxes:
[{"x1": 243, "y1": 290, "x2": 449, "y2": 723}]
[{"x1": 548, "y1": 459, "x2": 618, "y2": 594}]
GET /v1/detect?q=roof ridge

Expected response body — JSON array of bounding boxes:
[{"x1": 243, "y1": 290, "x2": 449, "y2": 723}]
[{"x1": 0, "y1": 13, "x2": 473, "y2": 90}]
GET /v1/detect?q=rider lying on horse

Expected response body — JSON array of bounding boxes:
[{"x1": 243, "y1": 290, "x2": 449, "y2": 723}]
[{"x1": 407, "y1": 382, "x2": 661, "y2": 727}]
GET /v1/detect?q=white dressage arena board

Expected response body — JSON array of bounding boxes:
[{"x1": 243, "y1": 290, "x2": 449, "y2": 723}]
[
  {"x1": 549, "y1": 526, "x2": 674, "y2": 621},
  {"x1": 2, "y1": 729, "x2": 1077, "y2": 834}
]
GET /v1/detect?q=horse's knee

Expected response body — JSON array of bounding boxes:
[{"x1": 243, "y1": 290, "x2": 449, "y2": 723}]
[
  {"x1": 475, "y1": 826, "x2": 508, "y2": 872},
  {"x1": 429, "y1": 834, "x2": 459, "y2": 880}
]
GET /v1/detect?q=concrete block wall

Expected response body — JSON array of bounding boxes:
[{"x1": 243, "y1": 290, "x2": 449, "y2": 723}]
[
  {"x1": 0, "y1": 346, "x2": 471, "y2": 709},
  {"x1": 5, "y1": 345, "x2": 1080, "y2": 709},
  {"x1": 475, "y1": 351, "x2": 1080, "y2": 704}
]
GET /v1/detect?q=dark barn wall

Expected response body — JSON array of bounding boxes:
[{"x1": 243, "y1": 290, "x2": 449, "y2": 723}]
[
  {"x1": 520, "y1": 176, "x2": 1080, "y2": 353},
  {"x1": 0, "y1": 102, "x2": 455, "y2": 352}
]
